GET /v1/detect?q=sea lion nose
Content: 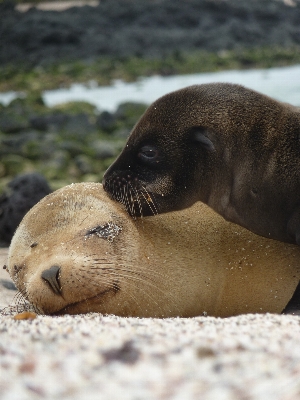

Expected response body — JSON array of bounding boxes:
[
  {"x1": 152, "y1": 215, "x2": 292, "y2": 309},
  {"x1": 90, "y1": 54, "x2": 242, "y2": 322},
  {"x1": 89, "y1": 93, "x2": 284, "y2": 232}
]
[{"x1": 41, "y1": 265, "x2": 62, "y2": 296}]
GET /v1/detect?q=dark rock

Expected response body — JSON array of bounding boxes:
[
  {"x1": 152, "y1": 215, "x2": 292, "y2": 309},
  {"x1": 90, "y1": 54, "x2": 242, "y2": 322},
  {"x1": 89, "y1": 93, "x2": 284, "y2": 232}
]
[
  {"x1": 0, "y1": 95, "x2": 46, "y2": 134},
  {"x1": 115, "y1": 102, "x2": 147, "y2": 119},
  {"x1": 74, "y1": 154, "x2": 94, "y2": 174},
  {"x1": 0, "y1": 114, "x2": 29, "y2": 133},
  {"x1": 1, "y1": 0, "x2": 299, "y2": 67},
  {"x1": 46, "y1": 150, "x2": 70, "y2": 170},
  {"x1": 114, "y1": 102, "x2": 147, "y2": 128},
  {"x1": 63, "y1": 113, "x2": 95, "y2": 137},
  {"x1": 96, "y1": 111, "x2": 117, "y2": 133},
  {"x1": 30, "y1": 112, "x2": 95, "y2": 136},
  {"x1": 30, "y1": 113, "x2": 70, "y2": 133},
  {"x1": 0, "y1": 172, "x2": 51, "y2": 244},
  {"x1": 0, "y1": 131, "x2": 41, "y2": 156}
]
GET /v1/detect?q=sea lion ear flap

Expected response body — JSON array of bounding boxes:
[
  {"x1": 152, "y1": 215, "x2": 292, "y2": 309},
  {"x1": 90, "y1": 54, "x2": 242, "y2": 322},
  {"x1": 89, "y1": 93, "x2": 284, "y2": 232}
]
[{"x1": 190, "y1": 126, "x2": 215, "y2": 152}]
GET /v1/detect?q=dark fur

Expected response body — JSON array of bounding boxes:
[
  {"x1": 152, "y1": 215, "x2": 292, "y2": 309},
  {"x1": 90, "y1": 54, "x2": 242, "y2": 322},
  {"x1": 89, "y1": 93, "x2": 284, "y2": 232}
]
[{"x1": 103, "y1": 83, "x2": 300, "y2": 245}]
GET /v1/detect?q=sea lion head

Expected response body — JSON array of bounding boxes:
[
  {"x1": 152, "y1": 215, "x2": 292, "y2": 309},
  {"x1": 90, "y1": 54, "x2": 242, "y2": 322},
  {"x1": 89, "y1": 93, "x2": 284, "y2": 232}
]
[
  {"x1": 102, "y1": 82, "x2": 261, "y2": 217},
  {"x1": 6, "y1": 183, "x2": 150, "y2": 316}
]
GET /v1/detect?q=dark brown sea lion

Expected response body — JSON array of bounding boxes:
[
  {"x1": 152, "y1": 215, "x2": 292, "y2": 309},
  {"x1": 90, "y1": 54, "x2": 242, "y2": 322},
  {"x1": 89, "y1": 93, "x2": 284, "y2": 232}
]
[
  {"x1": 6, "y1": 183, "x2": 300, "y2": 317},
  {"x1": 102, "y1": 83, "x2": 300, "y2": 245}
]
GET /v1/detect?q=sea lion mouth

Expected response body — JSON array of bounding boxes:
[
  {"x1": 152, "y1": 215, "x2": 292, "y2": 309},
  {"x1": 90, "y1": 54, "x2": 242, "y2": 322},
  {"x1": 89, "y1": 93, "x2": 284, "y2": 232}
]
[
  {"x1": 103, "y1": 173, "x2": 158, "y2": 218},
  {"x1": 50, "y1": 286, "x2": 119, "y2": 316}
]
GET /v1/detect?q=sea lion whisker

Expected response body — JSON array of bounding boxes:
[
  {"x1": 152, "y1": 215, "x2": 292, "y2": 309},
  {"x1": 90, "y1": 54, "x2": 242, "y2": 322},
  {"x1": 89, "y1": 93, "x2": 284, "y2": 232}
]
[
  {"x1": 139, "y1": 187, "x2": 158, "y2": 216},
  {"x1": 79, "y1": 215, "x2": 89, "y2": 227},
  {"x1": 90, "y1": 264, "x2": 115, "y2": 268},
  {"x1": 77, "y1": 268, "x2": 167, "y2": 316},
  {"x1": 78, "y1": 263, "x2": 176, "y2": 309},
  {"x1": 122, "y1": 183, "x2": 133, "y2": 218},
  {"x1": 109, "y1": 263, "x2": 182, "y2": 312},
  {"x1": 124, "y1": 184, "x2": 136, "y2": 219},
  {"x1": 83, "y1": 262, "x2": 179, "y2": 291},
  {"x1": 76, "y1": 270, "x2": 119, "y2": 289},
  {"x1": 127, "y1": 186, "x2": 137, "y2": 219},
  {"x1": 15, "y1": 288, "x2": 28, "y2": 302},
  {"x1": 141, "y1": 185, "x2": 159, "y2": 215},
  {"x1": 110, "y1": 182, "x2": 119, "y2": 201},
  {"x1": 114, "y1": 272, "x2": 178, "y2": 316},
  {"x1": 128, "y1": 183, "x2": 144, "y2": 218},
  {"x1": 8, "y1": 288, "x2": 40, "y2": 314}
]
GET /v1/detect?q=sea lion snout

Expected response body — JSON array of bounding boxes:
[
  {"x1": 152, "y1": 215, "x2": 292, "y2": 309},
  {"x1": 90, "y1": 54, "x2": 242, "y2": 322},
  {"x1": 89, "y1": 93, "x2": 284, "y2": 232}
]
[
  {"x1": 103, "y1": 167, "x2": 160, "y2": 218},
  {"x1": 41, "y1": 265, "x2": 62, "y2": 296}
]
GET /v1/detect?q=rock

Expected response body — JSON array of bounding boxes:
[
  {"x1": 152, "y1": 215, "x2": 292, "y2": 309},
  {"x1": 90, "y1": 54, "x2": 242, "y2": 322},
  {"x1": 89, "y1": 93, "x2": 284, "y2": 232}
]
[
  {"x1": 0, "y1": 131, "x2": 41, "y2": 157},
  {"x1": 31, "y1": 112, "x2": 95, "y2": 137},
  {"x1": 91, "y1": 139, "x2": 118, "y2": 159},
  {"x1": 59, "y1": 141, "x2": 84, "y2": 157},
  {"x1": 0, "y1": 154, "x2": 31, "y2": 176},
  {"x1": 63, "y1": 113, "x2": 95, "y2": 138},
  {"x1": 0, "y1": 172, "x2": 51, "y2": 244},
  {"x1": 74, "y1": 154, "x2": 94, "y2": 174},
  {"x1": 114, "y1": 102, "x2": 147, "y2": 128},
  {"x1": 96, "y1": 111, "x2": 117, "y2": 133},
  {"x1": 0, "y1": 113, "x2": 29, "y2": 133},
  {"x1": 30, "y1": 113, "x2": 69, "y2": 132},
  {"x1": 1, "y1": 0, "x2": 299, "y2": 66}
]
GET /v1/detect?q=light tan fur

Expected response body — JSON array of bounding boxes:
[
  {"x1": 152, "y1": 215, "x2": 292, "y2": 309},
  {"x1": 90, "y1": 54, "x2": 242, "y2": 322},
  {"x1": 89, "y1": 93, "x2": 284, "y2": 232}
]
[{"x1": 7, "y1": 182, "x2": 300, "y2": 317}]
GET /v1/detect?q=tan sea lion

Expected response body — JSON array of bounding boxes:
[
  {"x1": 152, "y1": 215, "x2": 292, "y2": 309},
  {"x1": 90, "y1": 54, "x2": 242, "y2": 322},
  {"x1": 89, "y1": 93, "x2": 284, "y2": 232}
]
[
  {"x1": 6, "y1": 182, "x2": 300, "y2": 317},
  {"x1": 103, "y1": 83, "x2": 300, "y2": 245}
]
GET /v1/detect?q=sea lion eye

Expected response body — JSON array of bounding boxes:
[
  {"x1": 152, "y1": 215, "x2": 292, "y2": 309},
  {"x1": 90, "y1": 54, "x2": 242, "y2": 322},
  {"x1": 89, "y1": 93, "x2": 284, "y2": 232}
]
[
  {"x1": 86, "y1": 222, "x2": 122, "y2": 242},
  {"x1": 138, "y1": 146, "x2": 160, "y2": 163}
]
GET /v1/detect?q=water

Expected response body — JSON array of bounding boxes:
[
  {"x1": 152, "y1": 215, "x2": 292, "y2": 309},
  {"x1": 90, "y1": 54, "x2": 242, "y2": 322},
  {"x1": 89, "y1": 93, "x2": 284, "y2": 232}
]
[{"x1": 1, "y1": 64, "x2": 300, "y2": 111}]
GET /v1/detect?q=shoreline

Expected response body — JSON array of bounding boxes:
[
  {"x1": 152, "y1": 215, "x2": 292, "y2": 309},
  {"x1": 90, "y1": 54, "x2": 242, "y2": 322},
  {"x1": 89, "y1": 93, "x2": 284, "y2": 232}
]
[{"x1": 16, "y1": 0, "x2": 99, "y2": 12}]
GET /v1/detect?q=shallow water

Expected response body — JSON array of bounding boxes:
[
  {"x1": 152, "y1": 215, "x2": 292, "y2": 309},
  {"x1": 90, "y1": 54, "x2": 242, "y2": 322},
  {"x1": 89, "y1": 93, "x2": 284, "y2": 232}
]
[{"x1": 1, "y1": 64, "x2": 300, "y2": 111}]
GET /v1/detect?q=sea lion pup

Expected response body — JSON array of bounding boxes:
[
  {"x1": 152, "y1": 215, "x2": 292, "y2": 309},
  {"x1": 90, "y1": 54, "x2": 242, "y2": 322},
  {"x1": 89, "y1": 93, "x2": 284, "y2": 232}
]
[
  {"x1": 103, "y1": 83, "x2": 300, "y2": 245},
  {"x1": 6, "y1": 183, "x2": 300, "y2": 317}
]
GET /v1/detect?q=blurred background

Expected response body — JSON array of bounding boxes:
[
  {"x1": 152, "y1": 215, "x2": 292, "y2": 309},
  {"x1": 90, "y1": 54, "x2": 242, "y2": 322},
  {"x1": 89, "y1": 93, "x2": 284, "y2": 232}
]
[{"x1": 0, "y1": 0, "x2": 300, "y2": 243}]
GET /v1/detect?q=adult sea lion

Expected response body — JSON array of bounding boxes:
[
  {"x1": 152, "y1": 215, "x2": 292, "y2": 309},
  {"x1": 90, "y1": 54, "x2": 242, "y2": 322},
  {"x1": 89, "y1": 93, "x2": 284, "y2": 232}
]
[
  {"x1": 6, "y1": 182, "x2": 300, "y2": 317},
  {"x1": 103, "y1": 83, "x2": 300, "y2": 245}
]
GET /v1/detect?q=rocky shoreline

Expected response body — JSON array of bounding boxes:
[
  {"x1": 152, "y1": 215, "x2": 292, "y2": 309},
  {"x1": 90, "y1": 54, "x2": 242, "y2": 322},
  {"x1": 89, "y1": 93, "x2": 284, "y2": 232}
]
[
  {"x1": 1, "y1": 0, "x2": 300, "y2": 67},
  {"x1": 0, "y1": 95, "x2": 148, "y2": 244},
  {"x1": 0, "y1": 95, "x2": 147, "y2": 188}
]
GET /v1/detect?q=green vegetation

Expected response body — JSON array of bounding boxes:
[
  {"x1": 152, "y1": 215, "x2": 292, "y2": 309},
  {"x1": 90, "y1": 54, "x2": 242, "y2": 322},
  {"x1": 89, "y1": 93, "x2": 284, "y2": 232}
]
[
  {"x1": 0, "y1": 94, "x2": 148, "y2": 191},
  {"x1": 1, "y1": 46, "x2": 300, "y2": 93}
]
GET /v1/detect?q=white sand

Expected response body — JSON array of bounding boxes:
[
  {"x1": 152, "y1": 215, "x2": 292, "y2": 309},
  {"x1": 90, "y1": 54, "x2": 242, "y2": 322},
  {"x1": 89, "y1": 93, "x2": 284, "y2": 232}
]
[{"x1": 1, "y1": 248, "x2": 300, "y2": 399}]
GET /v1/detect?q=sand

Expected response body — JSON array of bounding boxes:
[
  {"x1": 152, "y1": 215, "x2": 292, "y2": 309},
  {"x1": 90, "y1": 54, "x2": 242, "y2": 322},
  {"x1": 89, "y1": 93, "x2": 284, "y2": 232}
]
[{"x1": 1, "y1": 248, "x2": 300, "y2": 399}]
